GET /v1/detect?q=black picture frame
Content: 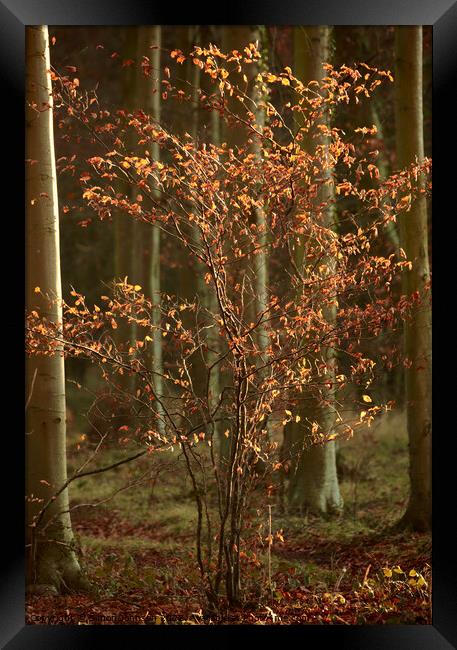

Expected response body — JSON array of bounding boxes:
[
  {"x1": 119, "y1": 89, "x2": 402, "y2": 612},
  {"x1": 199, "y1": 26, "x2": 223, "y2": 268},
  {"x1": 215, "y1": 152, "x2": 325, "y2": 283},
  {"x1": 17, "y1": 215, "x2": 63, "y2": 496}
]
[{"x1": 3, "y1": 0, "x2": 455, "y2": 647}]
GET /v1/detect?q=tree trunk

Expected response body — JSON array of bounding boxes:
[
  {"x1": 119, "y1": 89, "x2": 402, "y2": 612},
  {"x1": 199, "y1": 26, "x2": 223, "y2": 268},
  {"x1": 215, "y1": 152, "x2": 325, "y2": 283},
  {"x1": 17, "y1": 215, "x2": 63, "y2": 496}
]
[
  {"x1": 288, "y1": 443, "x2": 341, "y2": 515},
  {"x1": 206, "y1": 30, "x2": 223, "y2": 445},
  {"x1": 185, "y1": 26, "x2": 208, "y2": 401},
  {"x1": 395, "y1": 26, "x2": 431, "y2": 532},
  {"x1": 222, "y1": 26, "x2": 271, "y2": 444},
  {"x1": 26, "y1": 25, "x2": 84, "y2": 593},
  {"x1": 116, "y1": 28, "x2": 143, "y2": 393},
  {"x1": 128, "y1": 28, "x2": 146, "y2": 352},
  {"x1": 114, "y1": 28, "x2": 137, "y2": 283},
  {"x1": 217, "y1": 26, "x2": 257, "y2": 462},
  {"x1": 137, "y1": 26, "x2": 165, "y2": 434},
  {"x1": 283, "y1": 26, "x2": 343, "y2": 516},
  {"x1": 182, "y1": 27, "x2": 224, "y2": 440},
  {"x1": 250, "y1": 27, "x2": 271, "y2": 441}
]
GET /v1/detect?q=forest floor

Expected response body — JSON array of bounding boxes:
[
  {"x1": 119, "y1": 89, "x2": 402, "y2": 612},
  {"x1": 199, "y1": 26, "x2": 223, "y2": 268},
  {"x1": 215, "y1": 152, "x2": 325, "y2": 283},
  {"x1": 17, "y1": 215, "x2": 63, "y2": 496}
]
[{"x1": 26, "y1": 410, "x2": 431, "y2": 625}]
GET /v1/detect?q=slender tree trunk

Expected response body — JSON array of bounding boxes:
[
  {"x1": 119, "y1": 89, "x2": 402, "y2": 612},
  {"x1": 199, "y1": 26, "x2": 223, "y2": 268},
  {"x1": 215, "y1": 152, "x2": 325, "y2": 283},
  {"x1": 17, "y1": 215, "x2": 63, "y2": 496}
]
[
  {"x1": 283, "y1": 26, "x2": 343, "y2": 516},
  {"x1": 221, "y1": 22, "x2": 270, "y2": 391},
  {"x1": 185, "y1": 26, "x2": 209, "y2": 401},
  {"x1": 26, "y1": 25, "x2": 84, "y2": 593},
  {"x1": 129, "y1": 28, "x2": 147, "y2": 357},
  {"x1": 215, "y1": 27, "x2": 270, "y2": 604},
  {"x1": 117, "y1": 28, "x2": 143, "y2": 393},
  {"x1": 137, "y1": 26, "x2": 165, "y2": 434},
  {"x1": 395, "y1": 26, "x2": 431, "y2": 532},
  {"x1": 206, "y1": 34, "x2": 223, "y2": 445},
  {"x1": 184, "y1": 27, "x2": 224, "y2": 440},
  {"x1": 250, "y1": 27, "x2": 271, "y2": 441},
  {"x1": 217, "y1": 26, "x2": 257, "y2": 464},
  {"x1": 114, "y1": 30, "x2": 136, "y2": 282}
]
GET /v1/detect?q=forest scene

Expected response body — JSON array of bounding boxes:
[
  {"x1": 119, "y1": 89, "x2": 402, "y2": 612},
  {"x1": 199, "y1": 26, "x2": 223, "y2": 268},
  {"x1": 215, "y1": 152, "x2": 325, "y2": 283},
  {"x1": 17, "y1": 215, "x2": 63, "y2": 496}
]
[{"x1": 25, "y1": 25, "x2": 431, "y2": 625}]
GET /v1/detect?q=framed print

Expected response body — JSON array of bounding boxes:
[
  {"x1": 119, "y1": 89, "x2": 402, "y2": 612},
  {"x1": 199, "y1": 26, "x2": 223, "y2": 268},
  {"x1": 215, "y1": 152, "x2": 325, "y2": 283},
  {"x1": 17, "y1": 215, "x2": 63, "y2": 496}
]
[{"x1": 3, "y1": 0, "x2": 455, "y2": 647}]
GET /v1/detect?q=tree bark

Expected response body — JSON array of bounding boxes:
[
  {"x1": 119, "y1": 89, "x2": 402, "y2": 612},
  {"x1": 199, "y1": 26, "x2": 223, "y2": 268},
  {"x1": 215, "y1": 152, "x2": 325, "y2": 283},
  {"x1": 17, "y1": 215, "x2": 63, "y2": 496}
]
[
  {"x1": 26, "y1": 25, "x2": 84, "y2": 593},
  {"x1": 137, "y1": 26, "x2": 165, "y2": 434},
  {"x1": 116, "y1": 28, "x2": 142, "y2": 393},
  {"x1": 283, "y1": 26, "x2": 343, "y2": 516},
  {"x1": 395, "y1": 26, "x2": 431, "y2": 532},
  {"x1": 206, "y1": 29, "x2": 223, "y2": 445},
  {"x1": 250, "y1": 27, "x2": 271, "y2": 440},
  {"x1": 183, "y1": 27, "x2": 224, "y2": 438},
  {"x1": 223, "y1": 25, "x2": 271, "y2": 438}
]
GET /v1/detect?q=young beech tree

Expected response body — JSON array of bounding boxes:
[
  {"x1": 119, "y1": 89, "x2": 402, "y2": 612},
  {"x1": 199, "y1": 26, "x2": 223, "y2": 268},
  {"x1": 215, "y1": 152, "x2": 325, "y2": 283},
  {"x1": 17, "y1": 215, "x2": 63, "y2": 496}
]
[
  {"x1": 27, "y1": 42, "x2": 431, "y2": 609},
  {"x1": 25, "y1": 25, "x2": 84, "y2": 593}
]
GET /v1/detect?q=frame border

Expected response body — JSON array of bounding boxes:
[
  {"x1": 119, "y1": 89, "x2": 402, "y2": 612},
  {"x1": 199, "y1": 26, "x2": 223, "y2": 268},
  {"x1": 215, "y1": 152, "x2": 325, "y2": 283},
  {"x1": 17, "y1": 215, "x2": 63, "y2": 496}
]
[{"x1": 3, "y1": 1, "x2": 455, "y2": 647}]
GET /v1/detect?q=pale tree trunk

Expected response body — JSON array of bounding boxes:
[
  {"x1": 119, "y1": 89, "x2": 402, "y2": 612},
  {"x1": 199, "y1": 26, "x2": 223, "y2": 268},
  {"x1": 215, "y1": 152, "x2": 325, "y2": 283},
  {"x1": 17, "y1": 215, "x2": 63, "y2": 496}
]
[
  {"x1": 185, "y1": 26, "x2": 207, "y2": 399},
  {"x1": 114, "y1": 32, "x2": 135, "y2": 281},
  {"x1": 131, "y1": 27, "x2": 148, "y2": 285},
  {"x1": 129, "y1": 28, "x2": 146, "y2": 350},
  {"x1": 217, "y1": 26, "x2": 258, "y2": 463},
  {"x1": 185, "y1": 27, "x2": 223, "y2": 439},
  {"x1": 395, "y1": 26, "x2": 431, "y2": 532},
  {"x1": 223, "y1": 26, "x2": 271, "y2": 436},
  {"x1": 250, "y1": 27, "x2": 271, "y2": 440},
  {"x1": 26, "y1": 25, "x2": 84, "y2": 593},
  {"x1": 117, "y1": 29, "x2": 142, "y2": 393},
  {"x1": 206, "y1": 28, "x2": 223, "y2": 443},
  {"x1": 283, "y1": 26, "x2": 343, "y2": 516},
  {"x1": 188, "y1": 25, "x2": 227, "y2": 451},
  {"x1": 122, "y1": 28, "x2": 152, "y2": 393},
  {"x1": 138, "y1": 26, "x2": 165, "y2": 434}
]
